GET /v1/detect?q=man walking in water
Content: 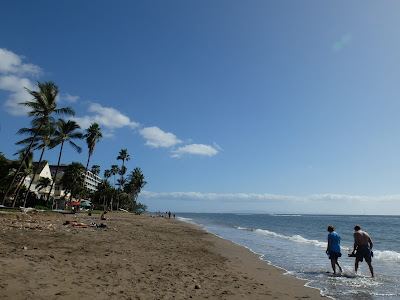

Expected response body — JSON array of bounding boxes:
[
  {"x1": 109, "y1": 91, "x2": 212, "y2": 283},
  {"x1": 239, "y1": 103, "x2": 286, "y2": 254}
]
[
  {"x1": 326, "y1": 225, "x2": 343, "y2": 274},
  {"x1": 351, "y1": 225, "x2": 374, "y2": 277}
]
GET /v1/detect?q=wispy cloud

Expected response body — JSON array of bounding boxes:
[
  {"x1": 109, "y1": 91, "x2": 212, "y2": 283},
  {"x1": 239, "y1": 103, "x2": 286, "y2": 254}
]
[
  {"x1": 171, "y1": 143, "x2": 219, "y2": 158},
  {"x1": 332, "y1": 33, "x2": 352, "y2": 52},
  {"x1": 0, "y1": 48, "x2": 41, "y2": 76},
  {"x1": 58, "y1": 93, "x2": 79, "y2": 104},
  {"x1": 71, "y1": 102, "x2": 139, "y2": 135},
  {"x1": 1, "y1": 48, "x2": 220, "y2": 159},
  {"x1": 139, "y1": 127, "x2": 220, "y2": 158},
  {"x1": 139, "y1": 126, "x2": 182, "y2": 148},
  {"x1": 0, "y1": 75, "x2": 36, "y2": 116},
  {"x1": 0, "y1": 48, "x2": 42, "y2": 116}
]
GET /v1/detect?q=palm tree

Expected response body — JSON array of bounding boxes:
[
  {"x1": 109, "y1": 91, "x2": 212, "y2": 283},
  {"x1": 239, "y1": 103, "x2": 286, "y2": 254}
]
[
  {"x1": 118, "y1": 166, "x2": 127, "y2": 188},
  {"x1": 111, "y1": 165, "x2": 120, "y2": 188},
  {"x1": 116, "y1": 176, "x2": 127, "y2": 210},
  {"x1": 61, "y1": 162, "x2": 85, "y2": 203},
  {"x1": 117, "y1": 149, "x2": 130, "y2": 182},
  {"x1": 47, "y1": 119, "x2": 83, "y2": 203},
  {"x1": 11, "y1": 151, "x2": 34, "y2": 207},
  {"x1": 16, "y1": 120, "x2": 57, "y2": 207},
  {"x1": 104, "y1": 169, "x2": 112, "y2": 180},
  {"x1": 97, "y1": 179, "x2": 113, "y2": 210},
  {"x1": 0, "y1": 153, "x2": 11, "y2": 198},
  {"x1": 91, "y1": 165, "x2": 101, "y2": 176},
  {"x1": 35, "y1": 177, "x2": 52, "y2": 193},
  {"x1": 83, "y1": 123, "x2": 102, "y2": 187},
  {"x1": 2, "y1": 81, "x2": 74, "y2": 204},
  {"x1": 126, "y1": 167, "x2": 147, "y2": 209}
]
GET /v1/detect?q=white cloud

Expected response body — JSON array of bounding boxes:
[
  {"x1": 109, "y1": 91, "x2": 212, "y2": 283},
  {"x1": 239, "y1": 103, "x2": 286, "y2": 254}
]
[
  {"x1": 0, "y1": 75, "x2": 36, "y2": 116},
  {"x1": 0, "y1": 49, "x2": 42, "y2": 115},
  {"x1": 171, "y1": 143, "x2": 219, "y2": 158},
  {"x1": 139, "y1": 126, "x2": 182, "y2": 148},
  {"x1": 0, "y1": 48, "x2": 41, "y2": 75},
  {"x1": 332, "y1": 33, "x2": 352, "y2": 52},
  {"x1": 59, "y1": 93, "x2": 79, "y2": 103},
  {"x1": 71, "y1": 102, "x2": 139, "y2": 136}
]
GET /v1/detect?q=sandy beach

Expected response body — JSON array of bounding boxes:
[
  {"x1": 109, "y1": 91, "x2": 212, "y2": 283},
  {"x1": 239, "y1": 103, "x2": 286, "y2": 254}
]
[{"x1": 0, "y1": 211, "x2": 326, "y2": 299}]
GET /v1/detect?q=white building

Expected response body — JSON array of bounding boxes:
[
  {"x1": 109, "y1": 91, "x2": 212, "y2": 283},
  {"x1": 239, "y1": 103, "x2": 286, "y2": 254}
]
[
  {"x1": 24, "y1": 162, "x2": 54, "y2": 199},
  {"x1": 49, "y1": 165, "x2": 102, "y2": 200},
  {"x1": 83, "y1": 169, "x2": 102, "y2": 193}
]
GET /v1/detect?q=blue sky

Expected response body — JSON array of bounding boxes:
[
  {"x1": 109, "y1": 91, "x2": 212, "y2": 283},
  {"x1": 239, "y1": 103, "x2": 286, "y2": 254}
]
[{"x1": 1, "y1": 1, "x2": 400, "y2": 214}]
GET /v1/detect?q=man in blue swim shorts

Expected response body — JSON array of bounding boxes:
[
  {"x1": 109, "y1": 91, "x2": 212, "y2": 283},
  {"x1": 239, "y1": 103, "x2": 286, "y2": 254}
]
[
  {"x1": 351, "y1": 225, "x2": 374, "y2": 277},
  {"x1": 326, "y1": 225, "x2": 343, "y2": 274}
]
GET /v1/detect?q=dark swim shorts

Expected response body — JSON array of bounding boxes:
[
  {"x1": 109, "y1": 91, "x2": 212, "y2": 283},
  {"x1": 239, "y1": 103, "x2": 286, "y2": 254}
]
[
  {"x1": 328, "y1": 251, "x2": 341, "y2": 260},
  {"x1": 356, "y1": 245, "x2": 372, "y2": 263}
]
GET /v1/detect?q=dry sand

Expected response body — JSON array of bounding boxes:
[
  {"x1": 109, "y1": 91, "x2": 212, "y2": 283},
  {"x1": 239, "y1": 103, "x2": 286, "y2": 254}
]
[{"x1": 0, "y1": 211, "x2": 326, "y2": 299}]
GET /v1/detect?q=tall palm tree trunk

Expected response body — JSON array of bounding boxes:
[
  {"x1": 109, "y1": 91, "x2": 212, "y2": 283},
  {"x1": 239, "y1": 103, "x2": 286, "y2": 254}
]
[
  {"x1": 2, "y1": 124, "x2": 43, "y2": 204},
  {"x1": 23, "y1": 148, "x2": 46, "y2": 207},
  {"x1": 12, "y1": 174, "x2": 28, "y2": 207},
  {"x1": 83, "y1": 153, "x2": 92, "y2": 188},
  {"x1": 47, "y1": 141, "x2": 65, "y2": 206},
  {"x1": 9, "y1": 176, "x2": 24, "y2": 206}
]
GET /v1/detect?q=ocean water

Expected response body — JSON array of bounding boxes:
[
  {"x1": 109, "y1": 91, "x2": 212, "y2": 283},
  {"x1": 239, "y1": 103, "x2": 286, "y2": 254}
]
[{"x1": 176, "y1": 213, "x2": 400, "y2": 300}]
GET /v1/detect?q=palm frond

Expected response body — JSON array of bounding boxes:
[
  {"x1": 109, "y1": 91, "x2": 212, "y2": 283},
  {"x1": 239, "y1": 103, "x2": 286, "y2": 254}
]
[
  {"x1": 54, "y1": 106, "x2": 75, "y2": 116},
  {"x1": 68, "y1": 141, "x2": 82, "y2": 153}
]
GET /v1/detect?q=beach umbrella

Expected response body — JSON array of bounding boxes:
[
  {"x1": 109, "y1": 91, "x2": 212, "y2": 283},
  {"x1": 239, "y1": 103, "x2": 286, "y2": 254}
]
[
  {"x1": 71, "y1": 201, "x2": 80, "y2": 206},
  {"x1": 79, "y1": 202, "x2": 91, "y2": 207},
  {"x1": 137, "y1": 208, "x2": 145, "y2": 211}
]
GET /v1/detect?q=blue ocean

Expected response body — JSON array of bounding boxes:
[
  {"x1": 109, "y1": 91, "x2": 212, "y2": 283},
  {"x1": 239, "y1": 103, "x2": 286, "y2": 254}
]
[{"x1": 176, "y1": 213, "x2": 400, "y2": 300}]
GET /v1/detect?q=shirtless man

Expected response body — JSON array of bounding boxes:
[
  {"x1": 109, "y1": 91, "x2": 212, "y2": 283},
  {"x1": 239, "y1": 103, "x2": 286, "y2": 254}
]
[{"x1": 351, "y1": 225, "x2": 374, "y2": 277}]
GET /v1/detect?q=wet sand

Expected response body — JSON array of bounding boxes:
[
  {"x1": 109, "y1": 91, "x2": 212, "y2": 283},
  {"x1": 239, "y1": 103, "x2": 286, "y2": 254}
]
[{"x1": 0, "y1": 211, "x2": 326, "y2": 299}]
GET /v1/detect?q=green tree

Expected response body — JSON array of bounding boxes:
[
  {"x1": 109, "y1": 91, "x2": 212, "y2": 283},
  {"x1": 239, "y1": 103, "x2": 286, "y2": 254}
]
[
  {"x1": 16, "y1": 120, "x2": 57, "y2": 207},
  {"x1": 0, "y1": 153, "x2": 12, "y2": 199},
  {"x1": 83, "y1": 123, "x2": 102, "y2": 187},
  {"x1": 47, "y1": 119, "x2": 83, "y2": 203},
  {"x1": 116, "y1": 176, "x2": 128, "y2": 210},
  {"x1": 126, "y1": 167, "x2": 147, "y2": 209},
  {"x1": 61, "y1": 162, "x2": 85, "y2": 202},
  {"x1": 104, "y1": 169, "x2": 112, "y2": 180},
  {"x1": 117, "y1": 149, "x2": 130, "y2": 183},
  {"x1": 35, "y1": 177, "x2": 52, "y2": 193},
  {"x1": 11, "y1": 151, "x2": 34, "y2": 207},
  {"x1": 111, "y1": 165, "x2": 120, "y2": 188},
  {"x1": 91, "y1": 165, "x2": 101, "y2": 176},
  {"x1": 96, "y1": 179, "x2": 113, "y2": 210},
  {"x1": 2, "y1": 81, "x2": 74, "y2": 204}
]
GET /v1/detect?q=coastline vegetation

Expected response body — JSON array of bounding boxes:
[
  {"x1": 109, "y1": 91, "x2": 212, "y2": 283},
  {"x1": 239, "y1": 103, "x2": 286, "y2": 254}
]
[{"x1": 0, "y1": 81, "x2": 147, "y2": 212}]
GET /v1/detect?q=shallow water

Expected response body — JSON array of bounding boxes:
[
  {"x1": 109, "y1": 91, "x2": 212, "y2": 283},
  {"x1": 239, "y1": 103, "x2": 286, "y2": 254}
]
[{"x1": 177, "y1": 213, "x2": 400, "y2": 300}]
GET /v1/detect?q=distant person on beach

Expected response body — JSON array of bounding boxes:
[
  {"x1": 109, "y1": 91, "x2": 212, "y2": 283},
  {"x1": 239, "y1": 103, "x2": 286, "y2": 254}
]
[
  {"x1": 168, "y1": 211, "x2": 171, "y2": 218},
  {"x1": 101, "y1": 211, "x2": 109, "y2": 220},
  {"x1": 351, "y1": 225, "x2": 374, "y2": 277},
  {"x1": 63, "y1": 220, "x2": 95, "y2": 227},
  {"x1": 326, "y1": 225, "x2": 343, "y2": 274}
]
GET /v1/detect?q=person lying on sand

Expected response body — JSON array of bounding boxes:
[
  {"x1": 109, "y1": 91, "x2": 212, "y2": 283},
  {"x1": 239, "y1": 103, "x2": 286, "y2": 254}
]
[{"x1": 63, "y1": 220, "x2": 96, "y2": 227}]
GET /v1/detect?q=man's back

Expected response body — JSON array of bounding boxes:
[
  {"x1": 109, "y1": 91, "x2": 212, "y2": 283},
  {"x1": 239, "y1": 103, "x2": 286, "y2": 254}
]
[{"x1": 354, "y1": 230, "x2": 371, "y2": 246}]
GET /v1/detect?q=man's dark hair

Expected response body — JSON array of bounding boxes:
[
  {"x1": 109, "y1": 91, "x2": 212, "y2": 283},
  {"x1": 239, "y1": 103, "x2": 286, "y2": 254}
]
[
  {"x1": 327, "y1": 225, "x2": 335, "y2": 232},
  {"x1": 354, "y1": 225, "x2": 361, "y2": 231}
]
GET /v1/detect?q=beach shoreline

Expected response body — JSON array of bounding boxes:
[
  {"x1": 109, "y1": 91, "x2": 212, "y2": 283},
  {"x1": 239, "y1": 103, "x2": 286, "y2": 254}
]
[{"x1": 0, "y1": 211, "x2": 326, "y2": 299}]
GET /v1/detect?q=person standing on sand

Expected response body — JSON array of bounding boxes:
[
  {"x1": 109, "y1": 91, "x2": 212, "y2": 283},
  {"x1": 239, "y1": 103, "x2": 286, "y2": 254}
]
[
  {"x1": 351, "y1": 225, "x2": 374, "y2": 277},
  {"x1": 326, "y1": 225, "x2": 343, "y2": 274}
]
